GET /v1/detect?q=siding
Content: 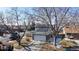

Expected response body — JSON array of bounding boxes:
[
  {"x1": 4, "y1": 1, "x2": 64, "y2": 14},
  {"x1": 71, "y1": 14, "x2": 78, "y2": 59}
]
[{"x1": 33, "y1": 35, "x2": 46, "y2": 41}]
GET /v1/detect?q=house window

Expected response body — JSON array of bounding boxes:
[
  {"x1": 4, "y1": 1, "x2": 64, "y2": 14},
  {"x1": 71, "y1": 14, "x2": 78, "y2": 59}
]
[{"x1": 67, "y1": 33, "x2": 74, "y2": 39}]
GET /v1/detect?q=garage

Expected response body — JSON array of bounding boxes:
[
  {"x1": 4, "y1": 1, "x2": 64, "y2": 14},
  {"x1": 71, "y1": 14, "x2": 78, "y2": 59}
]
[{"x1": 33, "y1": 34, "x2": 46, "y2": 41}]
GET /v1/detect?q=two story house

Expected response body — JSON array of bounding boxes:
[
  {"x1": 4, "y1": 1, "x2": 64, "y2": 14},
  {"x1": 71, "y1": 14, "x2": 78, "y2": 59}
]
[{"x1": 32, "y1": 23, "x2": 52, "y2": 42}]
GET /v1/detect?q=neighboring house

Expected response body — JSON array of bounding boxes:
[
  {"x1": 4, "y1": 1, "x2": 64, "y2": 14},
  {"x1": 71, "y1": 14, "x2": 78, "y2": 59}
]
[
  {"x1": 11, "y1": 25, "x2": 26, "y2": 32},
  {"x1": 62, "y1": 25, "x2": 79, "y2": 40},
  {"x1": 32, "y1": 24, "x2": 52, "y2": 42},
  {"x1": 52, "y1": 25, "x2": 79, "y2": 45}
]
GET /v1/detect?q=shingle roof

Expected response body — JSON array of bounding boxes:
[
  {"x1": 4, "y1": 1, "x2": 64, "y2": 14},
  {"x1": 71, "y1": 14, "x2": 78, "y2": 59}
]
[
  {"x1": 35, "y1": 24, "x2": 49, "y2": 28},
  {"x1": 63, "y1": 25, "x2": 79, "y2": 33}
]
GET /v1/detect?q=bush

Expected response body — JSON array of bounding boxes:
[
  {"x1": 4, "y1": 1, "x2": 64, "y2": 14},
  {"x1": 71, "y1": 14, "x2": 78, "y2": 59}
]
[
  {"x1": 59, "y1": 40, "x2": 77, "y2": 48},
  {"x1": 20, "y1": 36, "x2": 33, "y2": 46}
]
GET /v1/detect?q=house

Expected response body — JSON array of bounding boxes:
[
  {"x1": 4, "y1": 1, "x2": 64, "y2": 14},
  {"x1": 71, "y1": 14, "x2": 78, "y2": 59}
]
[
  {"x1": 32, "y1": 23, "x2": 52, "y2": 42},
  {"x1": 32, "y1": 31, "x2": 52, "y2": 42},
  {"x1": 63, "y1": 25, "x2": 79, "y2": 40}
]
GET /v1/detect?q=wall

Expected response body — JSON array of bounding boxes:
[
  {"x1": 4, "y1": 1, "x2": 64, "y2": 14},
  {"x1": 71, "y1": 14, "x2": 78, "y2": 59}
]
[
  {"x1": 66, "y1": 33, "x2": 79, "y2": 40},
  {"x1": 33, "y1": 34, "x2": 46, "y2": 41}
]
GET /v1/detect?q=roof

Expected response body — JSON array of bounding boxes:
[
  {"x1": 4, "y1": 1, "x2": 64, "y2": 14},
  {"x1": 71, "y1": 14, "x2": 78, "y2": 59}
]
[
  {"x1": 63, "y1": 25, "x2": 79, "y2": 33},
  {"x1": 31, "y1": 31, "x2": 51, "y2": 35},
  {"x1": 35, "y1": 24, "x2": 49, "y2": 28}
]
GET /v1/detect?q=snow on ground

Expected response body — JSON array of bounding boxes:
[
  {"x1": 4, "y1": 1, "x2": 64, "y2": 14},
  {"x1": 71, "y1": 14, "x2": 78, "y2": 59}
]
[
  {"x1": 13, "y1": 40, "x2": 45, "y2": 51},
  {"x1": 0, "y1": 32, "x2": 24, "y2": 42},
  {"x1": 0, "y1": 36, "x2": 10, "y2": 41}
]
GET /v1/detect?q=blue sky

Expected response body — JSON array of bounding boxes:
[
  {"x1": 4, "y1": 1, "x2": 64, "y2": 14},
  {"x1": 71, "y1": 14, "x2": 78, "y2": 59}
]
[
  {"x1": 0, "y1": 7, "x2": 32, "y2": 12},
  {"x1": 0, "y1": 7, "x2": 78, "y2": 25},
  {"x1": 0, "y1": 7, "x2": 78, "y2": 13},
  {"x1": 0, "y1": 7, "x2": 7, "y2": 12}
]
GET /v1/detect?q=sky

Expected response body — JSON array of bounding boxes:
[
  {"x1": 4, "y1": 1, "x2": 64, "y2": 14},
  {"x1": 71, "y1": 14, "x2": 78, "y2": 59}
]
[
  {"x1": 0, "y1": 7, "x2": 9, "y2": 12},
  {"x1": 0, "y1": 7, "x2": 31, "y2": 25},
  {"x1": 0, "y1": 7, "x2": 78, "y2": 13},
  {"x1": 0, "y1": 7, "x2": 79, "y2": 25}
]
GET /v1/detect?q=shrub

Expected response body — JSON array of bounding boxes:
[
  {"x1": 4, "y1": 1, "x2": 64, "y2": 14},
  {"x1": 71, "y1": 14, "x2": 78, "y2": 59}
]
[{"x1": 59, "y1": 40, "x2": 77, "y2": 48}]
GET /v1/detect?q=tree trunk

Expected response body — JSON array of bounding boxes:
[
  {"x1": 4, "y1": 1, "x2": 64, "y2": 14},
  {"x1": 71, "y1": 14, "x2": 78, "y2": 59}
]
[
  {"x1": 0, "y1": 32, "x2": 3, "y2": 36},
  {"x1": 53, "y1": 35, "x2": 57, "y2": 46}
]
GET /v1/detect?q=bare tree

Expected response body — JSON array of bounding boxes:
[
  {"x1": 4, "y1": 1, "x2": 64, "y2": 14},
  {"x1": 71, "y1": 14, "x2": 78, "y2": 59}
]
[
  {"x1": 24, "y1": 7, "x2": 71, "y2": 46},
  {"x1": 0, "y1": 12, "x2": 13, "y2": 34},
  {"x1": 1, "y1": 7, "x2": 79, "y2": 50}
]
